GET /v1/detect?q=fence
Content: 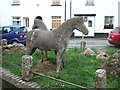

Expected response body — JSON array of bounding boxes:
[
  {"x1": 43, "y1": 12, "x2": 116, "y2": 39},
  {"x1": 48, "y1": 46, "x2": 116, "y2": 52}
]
[
  {"x1": 2, "y1": 51, "x2": 107, "y2": 89},
  {"x1": 22, "y1": 55, "x2": 107, "y2": 90},
  {"x1": 1, "y1": 39, "x2": 106, "y2": 89}
]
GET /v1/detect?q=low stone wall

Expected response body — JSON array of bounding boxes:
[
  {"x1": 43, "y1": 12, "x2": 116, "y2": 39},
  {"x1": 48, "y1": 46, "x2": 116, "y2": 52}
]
[
  {"x1": 0, "y1": 67, "x2": 42, "y2": 90},
  {"x1": 102, "y1": 50, "x2": 120, "y2": 76},
  {"x1": 2, "y1": 43, "x2": 25, "y2": 54},
  {"x1": 1, "y1": 39, "x2": 25, "y2": 54}
]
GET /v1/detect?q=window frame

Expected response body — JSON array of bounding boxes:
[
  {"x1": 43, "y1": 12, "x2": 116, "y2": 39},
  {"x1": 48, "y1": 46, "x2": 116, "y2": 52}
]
[
  {"x1": 23, "y1": 17, "x2": 29, "y2": 27},
  {"x1": 12, "y1": 16, "x2": 21, "y2": 26},
  {"x1": 51, "y1": 0, "x2": 61, "y2": 6},
  {"x1": 104, "y1": 16, "x2": 114, "y2": 29},
  {"x1": 52, "y1": 16, "x2": 61, "y2": 30}
]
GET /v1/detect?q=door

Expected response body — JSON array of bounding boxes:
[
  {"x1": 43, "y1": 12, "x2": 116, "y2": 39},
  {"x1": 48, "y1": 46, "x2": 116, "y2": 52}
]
[{"x1": 84, "y1": 16, "x2": 95, "y2": 36}]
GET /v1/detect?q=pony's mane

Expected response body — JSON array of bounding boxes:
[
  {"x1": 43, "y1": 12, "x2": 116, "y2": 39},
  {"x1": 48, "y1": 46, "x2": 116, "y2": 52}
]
[
  {"x1": 53, "y1": 16, "x2": 83, "y2": 32},
  {"x1": 51, "y1": 16, "x2": 84, "y2": 42}
]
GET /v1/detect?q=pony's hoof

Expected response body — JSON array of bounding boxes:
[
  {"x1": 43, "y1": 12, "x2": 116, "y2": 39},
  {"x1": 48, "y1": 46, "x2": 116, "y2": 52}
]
[
  {"x1": 45, "y1": 58, "x2": 49, "y2": 61},
  {"x1": 38, "y1": 60, "x2": 44, "y2": 63},
  {"x1": 56, "y1": 68, "x2": 60, "y2": 73}
]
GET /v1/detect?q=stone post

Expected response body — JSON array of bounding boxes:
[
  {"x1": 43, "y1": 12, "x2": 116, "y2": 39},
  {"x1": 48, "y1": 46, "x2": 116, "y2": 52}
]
[
  {"x1": 22, "y1": 55, "x2": 33, "y2": 81},
  {"x1": 95, "y1": 69, "x2": 106, "y2": 89},
  {"x1": 1, "y1": 39, "x2": 7, "y2": 46}
]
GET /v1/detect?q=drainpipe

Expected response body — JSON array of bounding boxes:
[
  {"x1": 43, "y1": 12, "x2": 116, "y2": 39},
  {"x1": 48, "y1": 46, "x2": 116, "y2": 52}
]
[
  {"x1": 118, "y1": 1, "x2": 120, "y2": 26},
  {"x1": 70, "y1": 0, "x2": 72, "y2": 18},
  {"x1": 64, "y1": 0, "x2": 66, "y2": 21}
]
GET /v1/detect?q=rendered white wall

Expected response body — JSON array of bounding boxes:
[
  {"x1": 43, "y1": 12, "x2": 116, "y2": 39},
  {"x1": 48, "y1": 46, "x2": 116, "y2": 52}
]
[{"x1": 0, "y1": 0, "x2": 119, "y2": 36}]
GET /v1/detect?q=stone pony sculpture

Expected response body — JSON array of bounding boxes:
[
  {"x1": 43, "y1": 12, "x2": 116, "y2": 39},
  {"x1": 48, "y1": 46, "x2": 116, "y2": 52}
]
[
  {"x1": 32, "y1": 16, "x2": 49, "y2": 61},
  {"x1": 26, "y1": 16, "x2": 89, "y2": 72},
  {"x1": 32, "y1": 16, "x2": 47, "y2": 30}
]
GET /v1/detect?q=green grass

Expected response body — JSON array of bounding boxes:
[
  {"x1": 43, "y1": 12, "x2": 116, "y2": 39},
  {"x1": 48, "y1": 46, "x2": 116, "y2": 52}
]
[
  {"x1": 2, "y1": 47, "x2": 119, "y2": 89},
  {"x1": 103, "y1": 47, "x2": 119, "y2": 55}
]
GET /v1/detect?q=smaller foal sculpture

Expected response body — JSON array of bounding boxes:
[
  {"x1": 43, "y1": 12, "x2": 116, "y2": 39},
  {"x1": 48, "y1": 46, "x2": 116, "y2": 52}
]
[
  {"x1": 26, "y1": 16, "x2": 89, "y2": 72},
  {"x1": 32, "y1": 16, "x2": 49, "y2": 61}
]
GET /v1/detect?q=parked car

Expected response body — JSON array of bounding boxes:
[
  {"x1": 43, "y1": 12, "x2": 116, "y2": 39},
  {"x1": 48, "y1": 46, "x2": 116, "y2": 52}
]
[
  {"x1": 107, "y1": 26, "x2": 120, "y2": 47},
  {"x1": 0, "y1": 26, "x2": 28, "y2": 45}
]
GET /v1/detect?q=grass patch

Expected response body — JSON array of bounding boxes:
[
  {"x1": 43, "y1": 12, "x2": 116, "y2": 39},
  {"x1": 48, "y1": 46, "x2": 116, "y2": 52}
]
[
  {"x1": 2, "y1": 48, "x2": 119, "y2": 88},
  {"x1": 103, "y1": 47, "x2": 119, "y2": 55}
]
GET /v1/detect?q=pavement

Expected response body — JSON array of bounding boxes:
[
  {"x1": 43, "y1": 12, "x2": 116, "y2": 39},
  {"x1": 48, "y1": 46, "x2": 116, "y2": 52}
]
[{"x1": 67, "y1": 38, "x2": 114, "y2": 50}]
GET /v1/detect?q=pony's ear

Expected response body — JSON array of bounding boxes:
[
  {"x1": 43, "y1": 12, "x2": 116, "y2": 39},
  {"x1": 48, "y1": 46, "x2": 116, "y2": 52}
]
[{"x1": 78, "y1": 16, "x2": 83, "y2": 19}]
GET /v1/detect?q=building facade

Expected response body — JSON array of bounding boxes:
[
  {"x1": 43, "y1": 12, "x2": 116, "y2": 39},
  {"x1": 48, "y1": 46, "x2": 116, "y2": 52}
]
[
  {"x1": 0, "y1": 0, "x2": 119, "y2": 37},
  {"x1": 118, "y1": 1, "x2": 120, "y2": 26}
]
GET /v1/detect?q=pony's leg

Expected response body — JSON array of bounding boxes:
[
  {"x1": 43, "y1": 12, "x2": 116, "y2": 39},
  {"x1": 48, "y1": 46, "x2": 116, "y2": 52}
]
[
  {"x1": 56, "y1": 52, "x2": 62, "y2": 72},
  {"x1": 61, "y1": 49, "x2": 66, "y2": 69},
  {"x1": 40, "y1": 50, "x2": 44, "y2": 62},
  {"x1": 40, "y1": 51, "x2": 48, "y2": 62},
  {"x1": 56, "y1": 49, "x2": 66, "y2": 72},
  {"x1": 54, "y1": 50, "x2": 57, "y2": 55},
  {"x1": 45, "y1": 51, "x2": 48, "y2": 60}
]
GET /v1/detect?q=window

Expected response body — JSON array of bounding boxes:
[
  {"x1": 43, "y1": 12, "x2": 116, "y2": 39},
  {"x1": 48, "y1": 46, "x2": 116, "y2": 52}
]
[
  {"x1": 84, "y1": 16, "x2": 88, "y2": 22},
  {"x1": 52, "y1": 16, "x2": 61, "y2": 30},
  {"x1": 88, "y1": 20, "x2": 92, "y2": 27},
  {"x1": 23, "y1": 17, "x2": 29, "y2": 27},
  {"x1": 0, "y1": 27, "x2": 13, "y2": 34},
  {"x1": 85, "y1": 0, "x2": 94, "y2": 6},
  {"x1": 52, "y1": 0, "x2": 60, "y2": 5},
  {"x1": 104, "y1": 16, "x2": 114, "y2": 29},
  {"x1": 13, "y1": 0, "x2": 20, "y2": 3},
  {"x1": 12, "y1": 16, "x2": 21, "y2": 26},
  {"x1": 17, "y1": 27, "x2": 27, "y2": 33},
  {"x1": 12, "y1": 0, "x2": 20, "y2": 5}
]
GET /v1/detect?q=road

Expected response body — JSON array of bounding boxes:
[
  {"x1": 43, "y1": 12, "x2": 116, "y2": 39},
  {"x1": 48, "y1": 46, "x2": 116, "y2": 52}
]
[{"x1": 67, "y1": 38, "x2": 114, "y2": 50}]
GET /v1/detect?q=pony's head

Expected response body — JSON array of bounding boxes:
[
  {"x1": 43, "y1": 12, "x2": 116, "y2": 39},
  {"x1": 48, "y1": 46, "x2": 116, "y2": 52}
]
[
  {"x1": 74, "y1": 16, "x2": 89, "y2": 35},
  {"x1": 32, "y1": 16, "x2": 48, "y2": 30},
  {"x1": 35, "y1": 16, "x2": 43, "y2": 20}
]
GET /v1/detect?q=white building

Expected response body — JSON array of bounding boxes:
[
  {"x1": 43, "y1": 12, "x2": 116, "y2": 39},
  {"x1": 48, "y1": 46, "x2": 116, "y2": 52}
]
[{"x1": 0, "y1": 0, "x2": 120, "y2": 37}]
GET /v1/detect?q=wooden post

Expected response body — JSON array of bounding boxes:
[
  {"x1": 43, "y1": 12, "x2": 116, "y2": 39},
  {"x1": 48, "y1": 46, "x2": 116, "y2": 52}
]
[
  {"x1": 95, "y1": 69, "x2": 106, "y2": 89},
  {"x1": 22, "y1": 55, "x2": 33, "y2": 81}
]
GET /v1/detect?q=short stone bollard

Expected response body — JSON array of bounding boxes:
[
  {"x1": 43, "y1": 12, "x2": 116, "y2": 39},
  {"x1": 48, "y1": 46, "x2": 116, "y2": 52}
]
[
  {"x1": 95, "y1": 69, "x2": 106, "y2": 89},
  {"x1": 22, "y1": 55, "x2": 33, "y2": 81},
  {"x1": 1, "y1": 39, "x2": 7, "y2": 46}
]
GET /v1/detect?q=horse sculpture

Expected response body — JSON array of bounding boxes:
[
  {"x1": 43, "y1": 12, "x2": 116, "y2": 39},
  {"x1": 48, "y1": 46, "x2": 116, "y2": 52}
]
[
  {"x1": 32, "y1": 16, "x2": 49, "y2": 61},
  {"x1": 32, "y1": 16, "x2": 47, "y2": 30},
  {"x1": 26, "y1": 16, "x2": 89, "y2": 72}
]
